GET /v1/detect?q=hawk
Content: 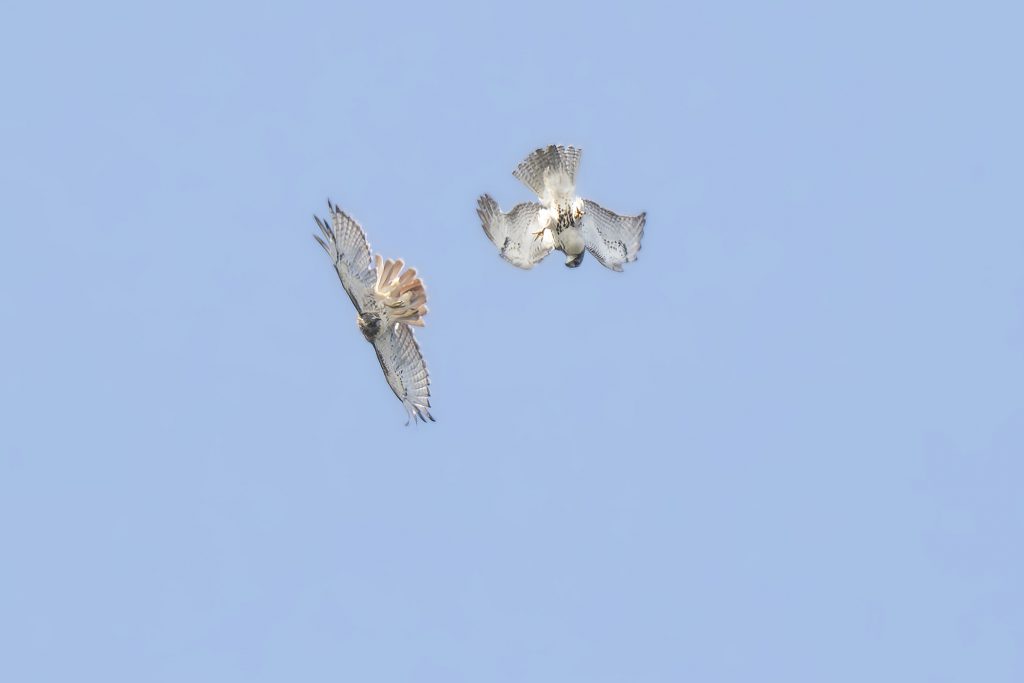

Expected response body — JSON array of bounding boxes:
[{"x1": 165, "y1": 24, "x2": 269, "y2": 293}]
[
  {"x1": 313, "y1": 200, "x2": 435, "y2": 424},
  {"x1": 477, "y1": 145, "x2": 646, "y2": 271}
]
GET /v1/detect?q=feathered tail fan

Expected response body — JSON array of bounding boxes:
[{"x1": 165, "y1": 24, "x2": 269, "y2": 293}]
[
  {"x1": 513, "y1": 144, "x2": 582, "y2": 203},
  {"x1": 373, "y1": 255, "x2": 428, "y2": 327}
]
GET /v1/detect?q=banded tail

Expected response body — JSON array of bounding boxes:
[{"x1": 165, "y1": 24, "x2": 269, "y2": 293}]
[
  {"x1": 513, "y1": 144, "x2": 582, "y2": 205},
  {"x1": 373, "y1": 255, "x2": 428, "y2": 327}
]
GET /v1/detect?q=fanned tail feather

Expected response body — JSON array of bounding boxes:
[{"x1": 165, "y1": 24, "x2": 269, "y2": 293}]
[
  {"x1": 513, "y1": 144, "x2": 582, "y2": 203},
  {"x1": 374, "y1": 254, "x2": 428, "y2": 327}
]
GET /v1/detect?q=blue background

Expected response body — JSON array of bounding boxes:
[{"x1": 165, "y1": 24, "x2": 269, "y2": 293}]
[{"x1": 3, "y1": 1, "x2": 1022, "y2": 680}]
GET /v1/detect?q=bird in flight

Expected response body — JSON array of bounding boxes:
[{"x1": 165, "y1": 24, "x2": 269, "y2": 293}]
[
  {"x1": 477, "y1": 145, "x2": 646, "y2": 271},
  {"x1": 314, "y1": 201, "x2": 434, "y2": 424}
]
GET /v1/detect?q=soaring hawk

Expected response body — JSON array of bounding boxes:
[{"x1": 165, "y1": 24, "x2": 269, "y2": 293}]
[
  {"x1": 477, "y1": 145, "x2": 646, "y2": 271},
  {"x1": 314, "y1": 201, "x2": 434, "y2": 424}
]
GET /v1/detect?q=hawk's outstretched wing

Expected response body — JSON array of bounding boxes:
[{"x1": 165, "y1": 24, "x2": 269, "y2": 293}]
[
  {"x1": 372, "y1": 322, "x2": 434, "y2": 424},
  {"x1": 580, "y1": 200, "x2": 646, "y2": 272},
  {"x1": 313, "y1": 200, "x2": 377, "y2": 310},
  {"x1": 477, "y1": 194, "x2": 552, "y2": 269}
]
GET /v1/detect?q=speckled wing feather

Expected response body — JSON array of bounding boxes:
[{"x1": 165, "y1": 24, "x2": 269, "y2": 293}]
[
  {"x1": 580, "y1": 199, "x2": 646, "y2": 272},
  {"x1": 372, "y1": 322, "x2": 434, "y2": 424},
  {"x1": 313, "y1": 200, "x2": 377, "y2": 310},
  {"x1": 476, "y1": 194, "x2": 552, "y2": 269},
  {"x1": 513, "y1": 145, "x2": 582, "y2": 200}
]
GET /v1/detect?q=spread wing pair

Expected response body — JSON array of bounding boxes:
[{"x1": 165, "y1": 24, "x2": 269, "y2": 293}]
[
  {"x1": 314, "y1": 145, "x2": 646, "y2": 423},
  {"x1": 477, "y1": 145, "x2": 646, "y2": 271},
  {"x1": 313, "y1": 201, "x2": 434, "y2": 424}
]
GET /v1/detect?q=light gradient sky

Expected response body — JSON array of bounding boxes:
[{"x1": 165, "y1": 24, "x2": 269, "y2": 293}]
[{"x1": 2, "y1": 1, "x2": 1023, "y2": 681}]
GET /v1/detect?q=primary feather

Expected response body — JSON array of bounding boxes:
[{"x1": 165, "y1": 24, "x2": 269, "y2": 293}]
[{"x1": 476, "y1": 194, "x2": 551, "y2": 269}]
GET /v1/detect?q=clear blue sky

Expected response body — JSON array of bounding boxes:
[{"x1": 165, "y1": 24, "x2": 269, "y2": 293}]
[{"x1": 2, "y1": 1, "x2": 1022, "y2": 680}]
